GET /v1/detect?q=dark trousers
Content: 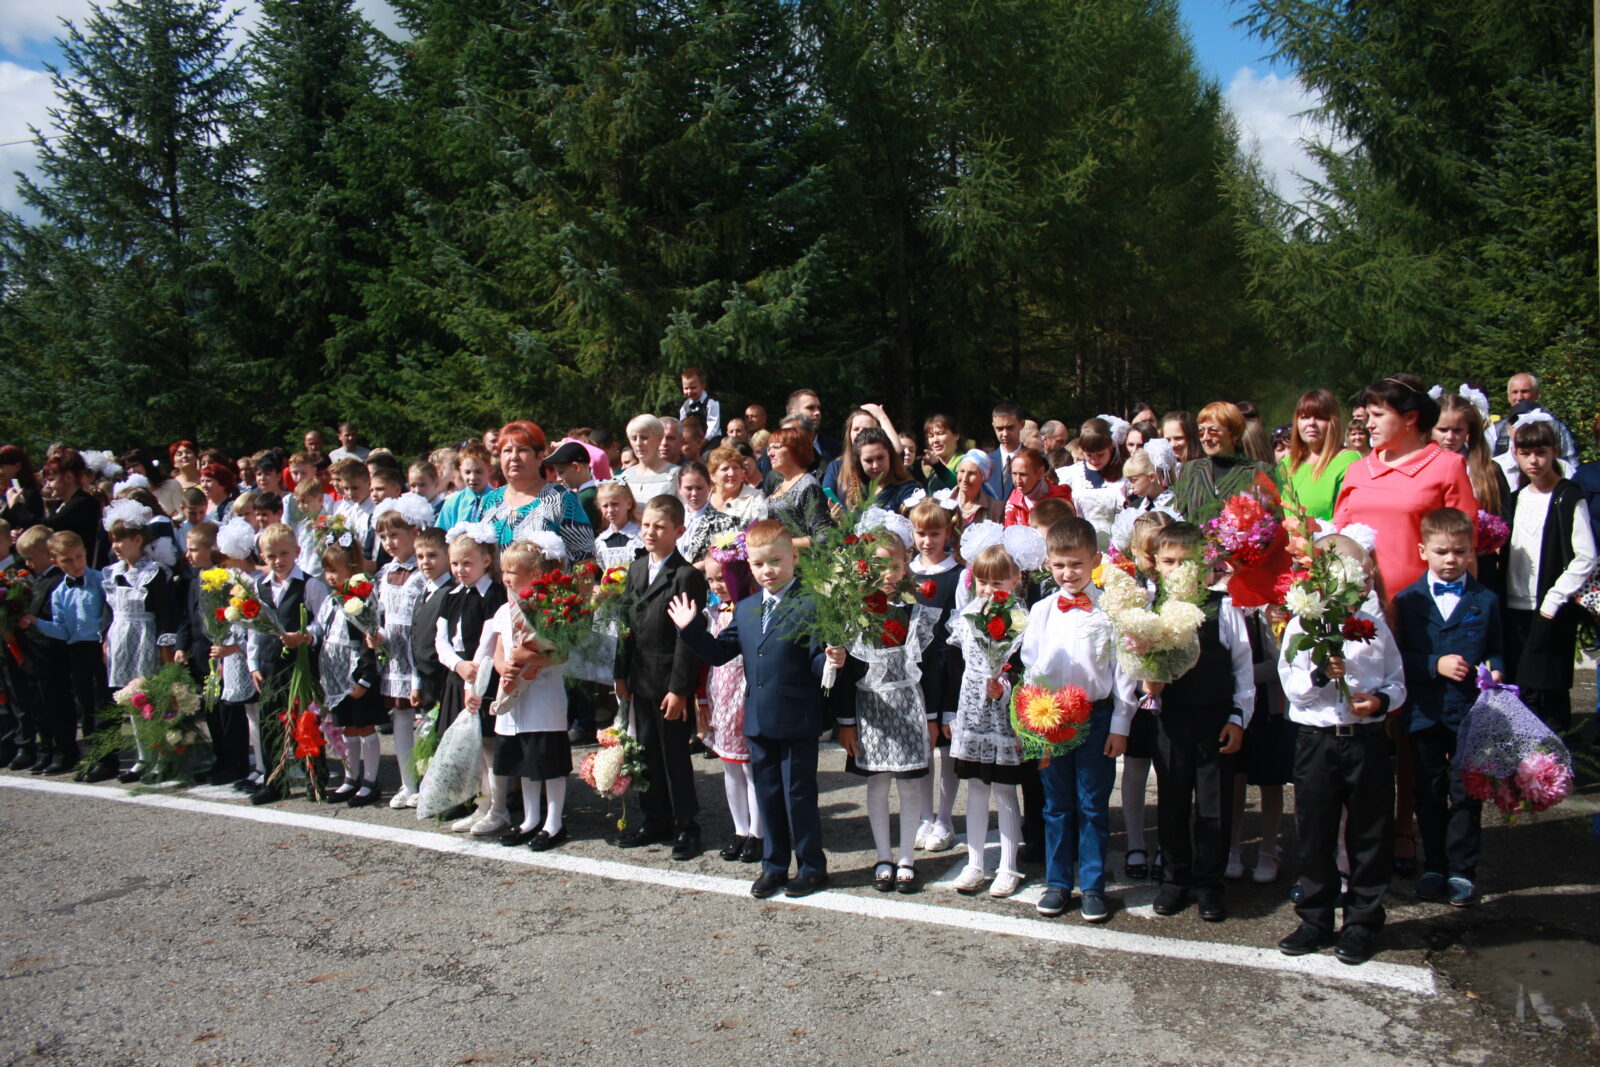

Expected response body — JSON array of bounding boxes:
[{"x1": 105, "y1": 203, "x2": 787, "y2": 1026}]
[
  {"x1": 1504, "y1": 608, "x2": 1576, "y2": 732},
  {"x1": 1019, "y1": 763, "x2": 1044, "y2": 851},
  {"x1": 632, "y1": 687, "x2": 699, "y2": 831},
  {"x1": 208, "y1": 699, "x2": 253, "y2": 779},
  {"x1": 0, "y1": 660, "x2": 38, "y2": 754},
  {"x1": 1154, "y1": 702, "x2": 1234, "y2": 896},
  {"x1": 1293, "y1": 721, "x2": 1394, "y2": 933},
  {"x1": 1409, "y1": 724, "x2": 1481, "y2": 879},
  {"x1": 35, "y1": 653, "x2": 78, "y2": 761},
  {"x1": 65, "y1": 642, "x2": 108, "y2": 743},
  {"x1": 748, "y1": 734, "x2": 826, "y2": 878}
]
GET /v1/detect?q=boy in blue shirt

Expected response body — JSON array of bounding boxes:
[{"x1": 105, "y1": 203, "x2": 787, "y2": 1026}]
[
  {"x1": 23, "y1": 531, "x2": 115, "y2": 781},
  {"x1": 1394, "y1": 507, "x2": 1504, "y2": 908}
]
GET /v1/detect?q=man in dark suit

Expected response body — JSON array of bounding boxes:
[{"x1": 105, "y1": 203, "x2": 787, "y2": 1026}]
[
  {"x1": 985, "y1": 402, "x2": 1024, "y2": 502},
  {"x1": 614, "y1": 495, "x2": 709, "y2": 859},
  {"x1": 668, "y1": 519, "x2": 839, "y2": 899},
  {"x1": 1394, "y1": 507, "x2": 1505, "y2": 906}
]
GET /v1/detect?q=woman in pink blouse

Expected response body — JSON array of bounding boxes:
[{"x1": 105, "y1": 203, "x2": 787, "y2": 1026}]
[
  {"x1": 1331, "y1": 372, "x2": 1477, "y2": 879},
  {"x1": 1333, "y1": 374, "x2": 1478, "y2": 606}
]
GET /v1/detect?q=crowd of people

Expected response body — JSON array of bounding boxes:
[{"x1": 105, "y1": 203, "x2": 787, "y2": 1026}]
[{"x1": 1, "y1": 366, "x2": 1596, "y2": 967}]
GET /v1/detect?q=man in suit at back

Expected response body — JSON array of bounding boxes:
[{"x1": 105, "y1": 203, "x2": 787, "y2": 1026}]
[
  {"x1": 614, "y1": 495, "x2": 709, "y2": 860},
  {"x1": 986, "y1": 402, "x2": 1025, "y2": 502},
  {"x1": 668, "y1": 519, "x2": 842, "y2": 900}
]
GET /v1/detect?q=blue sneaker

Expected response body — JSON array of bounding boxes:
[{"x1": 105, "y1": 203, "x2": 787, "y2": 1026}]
[
  {"x1": 1446, "y1": 876, "x2": 1476, "y2": 907},
  {"x1": 1036, "y1": 887, "x2": 1069, "y2": 917},
  {"x1": 1415, "y1": 871, "x2": 1446, "y2": 901}
]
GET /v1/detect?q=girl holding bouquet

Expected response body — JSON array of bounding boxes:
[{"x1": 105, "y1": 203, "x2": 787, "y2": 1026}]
[
  {"x1": 312, "y1": 539, "x2": 388, "y2": 806},
  {"x1": 835, "y1": 515, "x2": 939, "y2": 894},
  {"x1": 435, "y1": 524, "x2": 507, "y2": 833},
  {"x1": 372, "y1": 494, "x2": 434, "y2": 808},
  {"x1": 946, "y1": 541, "x2": 1033, "y2": 898},
  {"x1": 466, "y1": 538, "x2": 571, "y2": 850}
]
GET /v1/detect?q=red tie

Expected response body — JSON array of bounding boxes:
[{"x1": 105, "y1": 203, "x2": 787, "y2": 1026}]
[{"x1": 1056, "y1": 592, "x2": 1092, "y2": 613}]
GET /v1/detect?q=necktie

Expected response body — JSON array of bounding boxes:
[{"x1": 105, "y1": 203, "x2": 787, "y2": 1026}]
[
  {"x1": 1057, "y1": 592, "x2": 1092, "y2": 613},
  {"x1": 762, "y1": 596, "x2": 778, "y2": 633},
  {"x1": 1432, "y1": 580, "x2": 1464, "y2": 597}
]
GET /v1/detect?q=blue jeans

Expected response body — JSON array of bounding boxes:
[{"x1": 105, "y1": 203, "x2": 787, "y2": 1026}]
[{"x1": 1040, "y1": 700, "x2": 1115, "y2": 892}]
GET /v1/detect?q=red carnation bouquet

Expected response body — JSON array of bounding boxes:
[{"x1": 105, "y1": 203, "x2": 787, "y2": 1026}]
[
  {"x1": 0, "y1": 566, "x2": 34, "y2": 664},
  {"x1": 796, "y1": 518, "x2": 919, "y2": 690},
  {"x1": 487, "y1": 567, "x2": 598, "y2": 715},
  {"x1": 1010, "y1": 681, "x2": 1093, "y2": 759}
]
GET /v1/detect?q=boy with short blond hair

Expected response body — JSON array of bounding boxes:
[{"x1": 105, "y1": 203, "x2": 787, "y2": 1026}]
[
  {"x1": 669, "y1": 519, "x2": 835, "y2": 898},
  {"x1": 27, "y1": 531, "x2": 114, "y2": 779}
]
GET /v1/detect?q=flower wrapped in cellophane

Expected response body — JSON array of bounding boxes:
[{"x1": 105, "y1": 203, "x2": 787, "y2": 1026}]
[
  {"x1": 1099, "y1": 559, "x2": 1207, "y2": 709},
  {"x1": 87, "y1": 663, "x2": 212, "y2": 784},
  {"x1": 1458, "y1": 667, "x2": 1574, "y2": 820},
  {"x1": 1279, "y1": 537, "x2": 1374, "y2": 703}
]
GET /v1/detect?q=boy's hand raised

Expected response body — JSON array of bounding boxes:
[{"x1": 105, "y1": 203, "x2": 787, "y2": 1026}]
[{"x1": 666, "y1": 593, "x2": 697, "y2": 630}]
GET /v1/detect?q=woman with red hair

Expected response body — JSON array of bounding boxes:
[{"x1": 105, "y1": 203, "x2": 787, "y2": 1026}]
[
  {"x1": 169, "y1": 440, "x2": 201, "y2": 490},
  {"x1": 764, "y1": 426, "x2": 831, "y2": 548},
  {"x1": 42, "y1": 449, "x2": 107, "y2": 568},
  {"x1": 198, "y1": 462, "x2": 239, "y2": 524},
  {"x1": 481, "y1": 420, "x2": 595, "y2": 559}
]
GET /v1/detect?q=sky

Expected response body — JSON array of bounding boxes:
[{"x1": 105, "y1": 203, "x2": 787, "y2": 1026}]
[{"x1": 0, "y1": 0, "x2": 1329, "y2": 219}]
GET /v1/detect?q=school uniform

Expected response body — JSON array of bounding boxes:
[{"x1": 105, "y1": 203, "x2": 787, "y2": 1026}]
[
  {"x1": 910, "y1": 558, "x2": 962, "y2": 739},
  {"x1": 312, "y1": 594, "x2": 386, "y2": 728},
  {"x1": 1154, "y1": 592, "x2": 1255, "y2": 903},
  {"x1": 246, "y1": 567, "x2": 331, "y2": 783},
  {"x1": 678, "y1": 578, "x2": 831, "y2": 878},
  {"x1": 410, "y1": 573, "x2": 455, "y2": 709},
  {"x1": 434, "y1": 574, "x2": 506, "y2": 738},
  {"x1": 1395, "y1": 572, "x2": 1503, "y2": 881},
  {"x1": 614, "y1": 551, "x2": 708, "y2": 835},
  {"x1": 482, "y1": 603, "x2": 572, "y2": 780},
  {"x1": 102, "y1": 556, "x2": 179, "y2": 689},
  {"x1": 1279, "y1": 610, "x2": 1406, "y2": 937},
  {"x1": 1503, "y1": 480, "x2": 1596, "y2": 731},
  {"x1": 31, "y1": 569, "x2": 109, "y2": 760},
  {"x1": 1019, "y1": 586, "x2": 1136, "y2": 895},
  {"x1": 0, "y1": 557, "x2": 40, "y2": 765},
  {"x1": 210, "y1": 622, "x2": 258, "y2": 782},
  {"x1": 20, "y1": 565, "x2": 73, "y2": 766}
]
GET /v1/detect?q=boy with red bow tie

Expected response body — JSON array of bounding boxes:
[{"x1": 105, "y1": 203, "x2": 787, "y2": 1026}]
[{"x1": 1018, "y1": 518, "x2": 1136, "y2": 923}]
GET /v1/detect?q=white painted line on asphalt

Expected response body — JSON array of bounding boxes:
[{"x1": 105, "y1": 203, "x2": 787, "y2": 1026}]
[{"x1": 0, "y1": 775, "x2": 1437, "y2": 996}]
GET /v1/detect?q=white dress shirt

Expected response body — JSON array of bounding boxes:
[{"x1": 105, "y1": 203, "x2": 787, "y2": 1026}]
[
  {"x1": 1278, "y1": 610, "x2": 1406, "y2": 728},
  {"x1": 434, "y1": 574, "x2": 496, "y2": 671},
  {"x1": 1506, "y1": 487, "x2": 1596, "y2": 615},
  {"x1": 245, "y1": 567, "x2": 330, "y2": 672},
  {"x1": 1018, "y1": 584, "x2": 1138, "y2": 736}
]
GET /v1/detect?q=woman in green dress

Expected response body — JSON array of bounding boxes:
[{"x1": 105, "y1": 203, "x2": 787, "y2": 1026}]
[
  {"x1": 1168, "y1": 401, "x2": 1277, "y2": 528},
  {"x1": 1278, "y1": 389, "x2": 1361, "y2": 522}
]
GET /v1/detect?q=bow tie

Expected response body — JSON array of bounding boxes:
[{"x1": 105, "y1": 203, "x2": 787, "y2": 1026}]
[
  {"x1": 65, "y1": 576, "x2": 85, "y2": 588},
  {"x1": 1056, "y1": 592, "x2": 1092, "y2": 613},
  {"x1": 1432, "y1": 580, "x2": 1464, "y2": 597}
]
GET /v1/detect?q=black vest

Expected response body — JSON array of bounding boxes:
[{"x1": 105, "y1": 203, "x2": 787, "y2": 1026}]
[
  {"x1": 1509, "y1": 480, "x2": 1584, "y2": 603},
  {"x1": 1164, "y1": 592, "x2": 1233, "y2": 711}
]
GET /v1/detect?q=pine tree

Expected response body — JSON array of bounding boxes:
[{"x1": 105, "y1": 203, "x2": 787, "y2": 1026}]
[{"x1": 0, "y1": 0, "x2": 252, "y2": 450}]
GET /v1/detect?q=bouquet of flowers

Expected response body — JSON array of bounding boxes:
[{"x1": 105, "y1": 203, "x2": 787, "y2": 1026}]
[
  {"x1": 578, "y1": 725, "x2": 650, "y2": 830},
  {"x1": 1204, "y1": 491, "x2": 1282, "y2": 570},
  {"x1": 513, "y1": 566, "x2": 597, "y2": 661},
  {"x1": 409, "y1": 705, "x2": 440, "y2": 782},
  {"x1": 1458, "y1": 667, "x2": 1575, "y2": 820},
  {"x1": 1279, "y1": 539, "x2": 1374, "y2": 703},
  {"x1": 1009, "y1": 680, "x2": 1093, "y2": 759},
  {"x1": 1099, "y1": 559, "x2": 1208, "y2": 710},
  {"x1": 308, "y1": 513, "x2": 357, "y2": 553},
  {"x1": 89, "y1": 663, "x2": 212, "y2": 784},
  {"x1": 416, "y1": 705, "x2": 484, "y2": 819},
  {"x1": 965, "y1": 590, "x2": 1029, "y2": 680},
  {"x1": 332, "y1": 575, "x2": 380, "y2": 637},
  {"x1": 796, "y1": 521, "x2": 917, "y2": 691},
  {"x1": 195, "y1": 567, "x2": 246, "y2": 703},
  {"x1": 1475, "y1": 511, "x2": 1509, "y2": 555},
  {"x1": 260, "y1": 605, "x2": 327, "y2": 801},
  {"x1": 0, "y1": 566, "x2": 34, "y2": 665}
]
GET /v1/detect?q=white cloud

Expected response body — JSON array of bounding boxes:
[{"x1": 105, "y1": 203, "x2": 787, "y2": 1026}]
[
  {"x1": 0, "y1": 60, "x2": 56, "y2": 218},
  {"x1": 1224, "y1": 66, "x2": 1344, "y2": 202},
  {"x1": 0, "y1": 0, "x2": 95, "y2": 53}
]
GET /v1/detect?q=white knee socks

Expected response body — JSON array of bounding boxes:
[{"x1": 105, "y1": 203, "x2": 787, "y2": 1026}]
[
  {"x1": 916, "y1": 749, "x2": 959, "y2": 836},
  {"x1": 723, "y1": 761, "x2": 762, "y2": 838},
  {"x1": 965, "y1": 779, "x2": 992, "y2": 870},
  {"x1": 541, "y1": 776, "x2": 565, "y2": 835},
  {"x1": 1122, "y1": 757, "x2": 1152, "y2": 854},
  {"x1": 964, "y1": 781, "x2": 1020, "y2": 874},
  {"x1": 391, "y1": 708, "x2": 417, "y2": 793},
  {"x1": 244, "y1": 702, "x2": 263, "y2": 775},
  {"x1": 361, "y1": 733, "x2": 381, "y2": 786}
]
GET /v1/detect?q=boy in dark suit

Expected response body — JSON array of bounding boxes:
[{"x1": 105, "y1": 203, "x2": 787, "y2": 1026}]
[
  {"x1": 668, "y1": 519, "x2": 840, "y2": 898},
  {"x1": 1395, "y1": 507, "x2": 1504, "y2": 908},
  {"x1": 409, "y1": 527, "x2": 455, "y2": 711},
  {"x1": 614, "y1": 495, "x2": 708, "y2": 859}
]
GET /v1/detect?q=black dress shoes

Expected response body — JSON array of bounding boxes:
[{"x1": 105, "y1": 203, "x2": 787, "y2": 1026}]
[
  {"x1": 783, "y1": 873, "x2": 829, "y2": 898},
  {"x1": 1334, "y1": 926, "x2": 1377, "y2": 966},
  {"x1": 1197, "y1": 896, "x2": 1227, "y2": 923},
  {"x1": 346, "y1": 787, "x2": 381, "y2": 808},
  {"x1": 249, "y1": 782, "x2": 282, "y2": 806},
  {"x1": 528, "y1": 827, "x2": 569, "y2": 852},
  {"x1": 84, "y1": 759, "x2": 120, "y2": 783},
  {"x1": 719, "y1": 836, "x2": 747, "y2": 861},
  {"x1": 750, "y1": 870, "x2": 787, "y2": 899},
  {"x1": 326, "y1": 782, "x2": 359, "y2": 803},
  {"x1": 740, "y1": 836, "x2": 763, "y2": 863},
  {"x1": 118, "y1": 762, "x2": 146, "y2": 783},
  {"x1": 1278, "y1": 923, "x2": 1337, "y2": 957},
  {"x1": 8, "y1": 748, "x2": 39, "y2": 772},
  {"x1": 1152, "y1": 884, "x2": 1189, "y2": 916},
  {"x1": 499, "y1": 827, "x2": 540, "y2": 847},
  {"x1": 670, "y1": 829, "x2": 702, "y2": 862},
  {"x1": 614, "y1": 824, "x2": 673, "y2": 849}
]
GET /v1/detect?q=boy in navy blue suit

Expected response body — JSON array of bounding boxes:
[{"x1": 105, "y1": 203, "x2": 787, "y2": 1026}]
[
  {"x1": 668, "y1": 519, "x2": 842, "y2": 899},
  {"x1": 1394, "y1": 507, "x2": 1504, "y2": 907}
]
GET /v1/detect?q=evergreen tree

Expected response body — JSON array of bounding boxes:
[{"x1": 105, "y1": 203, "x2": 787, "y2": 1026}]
[{"x1": 0, "y1": 0, "x2": 251, "y2": 450}]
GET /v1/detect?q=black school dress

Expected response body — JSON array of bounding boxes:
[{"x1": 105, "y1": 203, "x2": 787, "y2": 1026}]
[
  {"x1": 437, "y1": 578, "x2": 507, "y2": 739},
  {"x1": 912, "y1": 559, "x2": 963, "y2": 748}
]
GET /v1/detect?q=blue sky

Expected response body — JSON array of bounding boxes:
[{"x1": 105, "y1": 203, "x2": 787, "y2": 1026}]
[{"x1": 0, "y1": 0, "x2": 1323, "y2": 216}]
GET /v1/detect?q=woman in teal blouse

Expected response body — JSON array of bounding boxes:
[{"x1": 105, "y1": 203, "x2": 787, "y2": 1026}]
[{"x1": 1278, "y1": 389, "x2": 1361, "y2": 522}]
